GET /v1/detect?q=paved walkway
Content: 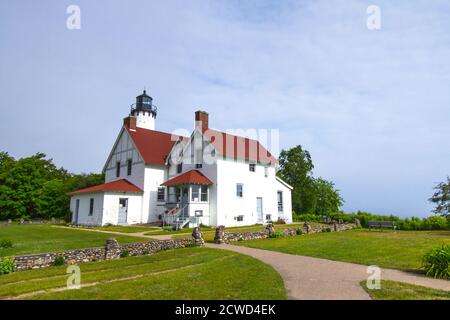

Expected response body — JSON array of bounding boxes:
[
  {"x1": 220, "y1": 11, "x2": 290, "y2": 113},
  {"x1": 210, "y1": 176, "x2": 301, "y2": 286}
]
[
  {"x1": 206, "y1": 243, "x2": 450, "y2": 300},
  {"x1": 55, "y1": 225, "x2": 172, "y2": 240}
]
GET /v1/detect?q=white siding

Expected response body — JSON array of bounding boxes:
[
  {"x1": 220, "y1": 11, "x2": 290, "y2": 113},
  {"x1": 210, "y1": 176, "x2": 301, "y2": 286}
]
[
  {"x1": 70, "y1": 193, "x2": 104, "y2": 226},
  {"x1": 104, "y1": 129, "x2": 145, "y2": 189},
  {"x1": 102, "y1": 193, "x2": 143, "y2": 225},
  {"x1": 143, "y1": 165, "x2": 167, "y2": 223},
  {"x1": 216, "y1": 158, "x2": 279, "y2": 227},
  {"x1": 275, "y1": 179, "x2": 293, "y2": 223}
]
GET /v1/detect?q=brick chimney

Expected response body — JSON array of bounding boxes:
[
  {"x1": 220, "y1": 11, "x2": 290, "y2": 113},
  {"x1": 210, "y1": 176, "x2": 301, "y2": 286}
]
[
  {"x1": 123, "y1": 116, "x2": 137, "y2": 131},
  {"x1": 195, "y1": 111, "x2": 209, "y2": 132}
]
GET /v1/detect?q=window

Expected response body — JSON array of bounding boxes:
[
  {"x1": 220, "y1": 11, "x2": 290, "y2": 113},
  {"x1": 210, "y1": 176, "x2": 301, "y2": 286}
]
[
  {"x1": 236, "y1": 184, "x2": 243, "y2": 197},
  {"x1": 157, "y1": 187, "x2": 165, "y2": 202},
  {"x1": 249, "y1": 163, "x2": 255, "y2": 172},
  {"x1": 266, "y1": 214, "x2": 272, "y2": 221},
  {"x1": 127, "y1": 159, "x2": 132, "y2": 176},
  {"x1": 277, "y1": 191, "x2": 283, "y2": 212},
  {"x1": 177, "y1": 163, "x2": 182, "y2": 174},
  {"x1": 191, "y1": 185, "x2": 200, "y2": 201},
  {"x1": 195, "y1": 210, "x2": 203, "y2": 217},
  {"x1": 116, "y1": 161, "x2": 121, "y2": 177},
  {"x1": 195, "y1": 149, "x2": 202, "y2": 168},
  {"x1": 75, "y1": 199, "x2": 80, "y2": 215},
  {"x1": 89, "y1": 198, "x2": 94, "y2": 216},
  {"x1": 201, "y1": 185, "x2": 208, "y2": 202},
  {"x1": 264, "y1": 166, "x2": 268, "y2": 177},
  {"x1": 235, "y1": 215, "x2": 244, "y2": 222},
  {"x1": 168, "y1": 187, "x2": 177, "y2": 203}
]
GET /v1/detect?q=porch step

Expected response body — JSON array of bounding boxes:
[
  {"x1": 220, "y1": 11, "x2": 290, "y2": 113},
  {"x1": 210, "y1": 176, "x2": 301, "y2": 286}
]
[{"x1": 171, "y1": 218, "x2": 190, "y2": 230}]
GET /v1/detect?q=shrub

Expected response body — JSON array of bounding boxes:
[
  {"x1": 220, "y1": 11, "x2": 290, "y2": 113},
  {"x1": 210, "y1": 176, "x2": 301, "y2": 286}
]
[
  {"x1": 142, "y1": 249, "x2": 149, "y2": 255},
  {"x1": 274, "y1": 218, "x2": 286, "y2": 225},
  {"x1": 0, "y1": 257, "x2": 16, "y2": 275},
  {"x1": 0, "y1": 239, "x2": 13, "y2": 249},
  {"x1": 52, "y1": 256, "x2": 65, "y2": 266},
  {"x1": 296, "y1": 228, "x2": 303, "y2": 235},
  {"x1": 322, "y1": 227, "x2": 332, "y2": 233},
  {"x1": 120, "y1": 250, "x2": 129, "y2": 258},
  {"x1": 422, "y1": 216, "x2": 448, "y2": 230},
  {"x1": 422, "y1": 245, "x2": 450, "y2": 279},
  {"x1": 269, "y1": 231, "x2": 283, "y2": 238}
]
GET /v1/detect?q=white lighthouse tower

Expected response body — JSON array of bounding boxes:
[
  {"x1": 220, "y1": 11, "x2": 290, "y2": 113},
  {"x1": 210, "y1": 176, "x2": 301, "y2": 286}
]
[{"x1": 130, "y1": 90, "x2": 157, "y2": 130}]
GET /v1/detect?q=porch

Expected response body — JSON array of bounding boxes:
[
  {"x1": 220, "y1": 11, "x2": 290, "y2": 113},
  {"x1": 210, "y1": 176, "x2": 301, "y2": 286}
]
[{"x1": 161, "y1": 170, "x2": 213, "y2": 229}]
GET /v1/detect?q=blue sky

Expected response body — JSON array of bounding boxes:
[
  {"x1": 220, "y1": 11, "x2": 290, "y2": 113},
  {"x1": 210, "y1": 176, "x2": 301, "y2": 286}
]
[{"x1": 0, "y1": 1, "x2": 449, "y2": 217}]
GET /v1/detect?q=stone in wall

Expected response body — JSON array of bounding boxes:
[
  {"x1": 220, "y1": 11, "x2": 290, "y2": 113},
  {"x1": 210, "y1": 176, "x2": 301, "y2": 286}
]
[{"x1": 214, "y1": 225, "x2": 226, "y2": 244}]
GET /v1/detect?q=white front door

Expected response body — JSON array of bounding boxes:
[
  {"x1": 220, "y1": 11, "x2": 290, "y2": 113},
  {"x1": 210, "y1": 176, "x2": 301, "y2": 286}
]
[
  {"x1": 256, "y1": 197, "x2": 263, "y2": 223},
  {"x1": 118, "y1": 198, "x2": 128, "y2": 225}
]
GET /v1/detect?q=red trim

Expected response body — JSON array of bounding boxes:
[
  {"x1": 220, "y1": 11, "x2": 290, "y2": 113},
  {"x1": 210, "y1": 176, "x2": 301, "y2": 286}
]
[
  {"x1": 68, "y1": 179, "x2": 143, "y2": 195},
  {"x1": 161, "y1": 170, "x2": 213, "y2": 186}
]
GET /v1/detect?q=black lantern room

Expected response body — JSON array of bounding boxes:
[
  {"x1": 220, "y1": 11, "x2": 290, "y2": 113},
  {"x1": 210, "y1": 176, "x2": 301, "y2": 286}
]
[{"x1": 131, "y1": 90, "x2": 157, "y2": 117}]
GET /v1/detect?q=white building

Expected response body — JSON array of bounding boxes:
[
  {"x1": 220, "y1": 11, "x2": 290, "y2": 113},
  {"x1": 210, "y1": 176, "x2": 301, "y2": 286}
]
[{"x1": 69, "y1": 91, "x2": 292, "y2": 228}]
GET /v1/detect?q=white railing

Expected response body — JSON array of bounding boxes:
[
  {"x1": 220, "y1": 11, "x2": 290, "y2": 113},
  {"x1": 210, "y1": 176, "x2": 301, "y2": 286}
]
[{"x1": 163, "y1": 204, "x2": 189, "y2": 228}]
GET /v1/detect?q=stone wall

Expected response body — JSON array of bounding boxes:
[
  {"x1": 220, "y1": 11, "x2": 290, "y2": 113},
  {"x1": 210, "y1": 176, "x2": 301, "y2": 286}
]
[
  {"x1": 12, "y1": 228, "x2": 204, "y2": 271},
  {"x1": 214, "y1": 222, "x2": 357, "y2": 244}
]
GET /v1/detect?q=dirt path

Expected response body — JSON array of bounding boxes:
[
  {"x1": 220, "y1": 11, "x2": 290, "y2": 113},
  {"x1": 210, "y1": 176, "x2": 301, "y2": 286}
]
[{"x1": 206, "y1": 243, "x2": 450, "y2": 300}]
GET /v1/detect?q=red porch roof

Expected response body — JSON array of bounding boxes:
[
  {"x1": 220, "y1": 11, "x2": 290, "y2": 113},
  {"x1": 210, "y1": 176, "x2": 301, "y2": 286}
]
[
  {"x1": 68, "y1": 179, "x2": 143, "y2": 195},
  {"x1": 161, "y1": 170, "x2": 213, "y2": 186}
]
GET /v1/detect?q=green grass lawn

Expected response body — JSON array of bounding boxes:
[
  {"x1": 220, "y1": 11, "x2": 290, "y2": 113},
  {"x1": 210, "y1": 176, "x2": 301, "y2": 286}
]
[
  {"x1": 93, "y1": 225, "x2": 160, "y2": 233},
  {"x1": 0, "y1": 224, "x2": 149, "y2": 257},
  {"x1": 236, "y1": 229, "x2": 450, "y2": 271},
  {"x1": 361, "y1": 281, "x2": 450, "y2": 300},
  {"x1": 0, "y1": 247, "x2": 286, "y2": 300}
]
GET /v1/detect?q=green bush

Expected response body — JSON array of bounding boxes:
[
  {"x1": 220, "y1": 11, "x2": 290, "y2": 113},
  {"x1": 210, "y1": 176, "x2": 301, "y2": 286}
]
[
  {"x1": 0, "y1": 257, "x2": 16, "y2": 275},
  {"x1": 269, "y1": 231, "x2": 283, "y2": 238},
  {"x1": 52, "y1": 256, "x2": 65, "y2": 266},
  {"x1": 296, "y1": 228, "x2": 303, "y2": 235},
  {"x1": 294, "y1": 210, "x2": 449, "y2": 231},
  {"x1": 120, "y1": 250, "x2": 129, "y2": 258},
  {"x1": 422, "y1": 245, "x2": 450, "y2": 279},
  {"x1": 274, "y1": 218, "x2": 286, "y2": 225},
  {"x1": 0, "y1": 239, "x2": 13, "y2": 248},
  {"x1": 321, "y1": 227, "x2": 332, "y2": 233}
]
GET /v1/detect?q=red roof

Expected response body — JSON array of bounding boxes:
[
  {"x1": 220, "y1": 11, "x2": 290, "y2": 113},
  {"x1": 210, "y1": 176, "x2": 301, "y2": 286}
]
[
  {"x1": 125, "y1": 126, "x2": 187, "y2": 166},
  {"x1": 204, "y1": 129, "x2": 277, "y2": 165},
  {"x1": 68, "y1": 179, "x2": 143, "y2": 195},
  {"x1": 123, "y1": 124, "x2": 275, "y2": 166},
  {"x1": 161, "y1": 170, "x2": 213, "y2": 186}
]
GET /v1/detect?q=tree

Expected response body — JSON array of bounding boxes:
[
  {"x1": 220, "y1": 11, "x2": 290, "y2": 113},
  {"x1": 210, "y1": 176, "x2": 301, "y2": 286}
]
[
  {"x1": 429, "y1": 177, "x2": 450, "y2": 217},
  {"x1": 277, "y1": 145, "x2": 344, "y2": 215},
  {"x1": 313, "y1": 177, "x2": 344, "y2": 216},
  {"x1": 0, "y1": 151, "x2": 104, "y2": 221},
  {"x1": 277, "y1": 145, "x2": 315, "y2": 214}
]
